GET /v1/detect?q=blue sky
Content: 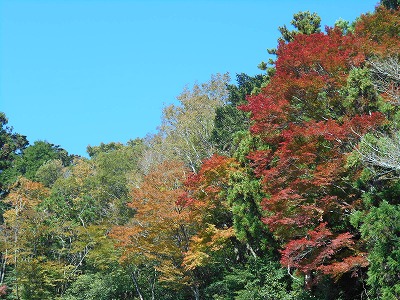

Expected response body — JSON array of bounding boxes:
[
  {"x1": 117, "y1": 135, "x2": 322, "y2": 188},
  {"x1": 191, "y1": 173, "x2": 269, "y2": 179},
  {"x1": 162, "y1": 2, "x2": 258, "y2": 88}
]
[{"x1": 1, "y1": 0, "x2": 379, "y2": 157}]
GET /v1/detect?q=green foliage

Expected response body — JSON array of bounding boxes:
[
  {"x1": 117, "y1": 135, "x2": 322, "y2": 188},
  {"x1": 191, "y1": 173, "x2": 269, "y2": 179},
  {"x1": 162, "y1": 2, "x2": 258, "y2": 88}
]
[
  {"x1": 278, "y1": 11, "x2": 321, "y2": 43},
  {"x1": 0, "y1": 140, "x2": 146, "y2": 299},
  {"x1": 87, "y1": 141, "x2": 127, "y2": 157},
  {"x1": 17, "y1": 258, "x2": 68, "y2": 300},
  {"x1": 212, "y1": 73, "x2": 267, "y2": 155},
  {"x1": 342, "y1": 67, "x2": 379, "y2": 115},
  {"x1": 227, "y1": 168, "x2": 274, "y2": 255},
  {"x1": 35, "y1": 159, "x2": 65, "y2": 187},
  {"x1": 49, "y1": 141, "x2": 144, "y2": 224},
  {"x1": 0, "y1": 113, "x2": 28, "y2": 195},
  {"x1": 205, "y1": 257, "x2": 313, "y2": 300},
  {"x1": 1, "y1": 141, "x2": 71, "y2": 188},
  {"x1": 334, "y1": 18, "x2": 354, "y2": 35},
  {"x1": 264, "y1": 11, "x2": 321, "y2": 60},
  {"x1": 381, "y1": 0, "x2": 400, "y2": 9},
  {"x1": 360, "y1": 201, "x2": 400, "y2": 299},
  {"x1": 62, "y1": 273, "x2": 116, "y2": 300},
  {"x1": 0, "y1": 113, "x2": 28, "y2": 170}
]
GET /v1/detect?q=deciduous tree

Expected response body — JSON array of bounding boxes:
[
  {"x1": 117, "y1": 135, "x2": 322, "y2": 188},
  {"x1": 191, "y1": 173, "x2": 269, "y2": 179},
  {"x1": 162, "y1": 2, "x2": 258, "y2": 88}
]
[
  {"x1": 159, "y1": 73, "x2": 230, "y2": 172},
  {"x1": 240, "y1": 10, "x2": 389, "y2": 290},
  {"x1": 110, "y1": 160, "x2": 196, "y2": 299}
]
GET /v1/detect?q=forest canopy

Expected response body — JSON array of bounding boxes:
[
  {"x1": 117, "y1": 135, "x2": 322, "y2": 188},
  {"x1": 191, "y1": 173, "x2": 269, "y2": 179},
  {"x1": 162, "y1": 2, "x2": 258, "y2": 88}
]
[{"x1": 0, "y1": 2, "x2": 399, "y2": 299}]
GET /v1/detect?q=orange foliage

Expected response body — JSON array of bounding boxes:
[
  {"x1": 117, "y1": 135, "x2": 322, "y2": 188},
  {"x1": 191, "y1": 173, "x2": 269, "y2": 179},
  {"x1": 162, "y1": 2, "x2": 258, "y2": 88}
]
[
  {"x1": 354, "y1": 7, "x2": 400, "y2": 56},
  {"x1": 110, "y1": 160, "x2": 193, "y2": 286}
]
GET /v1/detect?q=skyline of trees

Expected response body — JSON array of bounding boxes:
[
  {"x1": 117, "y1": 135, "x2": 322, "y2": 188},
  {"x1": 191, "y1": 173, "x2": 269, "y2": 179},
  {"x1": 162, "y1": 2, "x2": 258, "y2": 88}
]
[{"x1": 0, "y1": 2, "x2": 399, "y2": 299}]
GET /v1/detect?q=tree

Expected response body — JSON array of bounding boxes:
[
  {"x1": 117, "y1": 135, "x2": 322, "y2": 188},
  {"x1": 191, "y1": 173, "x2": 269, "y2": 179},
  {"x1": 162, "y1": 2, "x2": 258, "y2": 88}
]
[
  {"x1": 159, "y1": 73, "x2": 230, "y2": 172},
  {"x1": 260, "y1": 11, "x2": 321, "y2": 69},
  {"x1": 180, "y1": 150, "x2": 288, "y2": 299},
  {"x1": 0, "y1": 177, "x2": 70, "y2": 299},
  {"x1": 369, "y1": 55, "x2": 400, "y2": 106},
  {"x1": 381, "y1": 0, "x2": 400, "y2": 9},
  {"x1": 204, "y1": 257, "x2": 302, "y2": 300},
  {"x1": 354, "y1": 6, "x2": 400, "y2": 56},
  {"x1": 240, "y1": 10, "x2": 389, "y2": 292},
  {"x1": 357, "y1": 132, "x2": 400, "y2": 175},
  {"x1": 35, "y1": 159, "x2": 65, "y2": 187},
  {"x1": 181, "y1": 155, "x2": 238, "y2": 272},
  {"x1": 110, "y1": 160, "x2": 196, "y2": 299},
  {"x1": 88, "y1": 140, "x2": 146, "y2": 224},
  {"x1": 358, "y1": 201, "x2": 400, "y2": 299},
  {"x1": 2, "y1": 140, "x2": 72, "y2": 187},
  {"x1": 19, "y1": 141, "x2": 146, "y2": 299},
  {"x1": 277, "y1": 11, "x2": 321, "y2": 43},
  {"x1": 49, "y1": 141, "x2": 145, "y2": 225},
  {"x1": 87, "y1": 141, "x2": 126, "y2": 158},
  {"x1": 212, "y1": 73, "x2": 267, "y2": 155},
  {"x1": 0, "y1": 113, "x2": 28, "y2": 196}
]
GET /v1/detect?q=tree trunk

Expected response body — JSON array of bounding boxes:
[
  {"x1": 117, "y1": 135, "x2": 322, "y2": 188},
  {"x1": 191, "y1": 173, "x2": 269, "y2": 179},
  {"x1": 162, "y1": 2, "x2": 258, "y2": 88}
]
[
  {"x1": 131, "y1": 271, "x2": 144, "y2": 300},
  {"x1": 150, "y1": 268, "x2": 156, "y2": 300},
  {"x1": 304, "y1": 271, "x2": 313, "y2": 290},
  {"x1": 191, "y1": 284, "x2": 200, "y2": 300},
  {"x1": 0, "y1": 250, "x2": 6, "y2": 284}
]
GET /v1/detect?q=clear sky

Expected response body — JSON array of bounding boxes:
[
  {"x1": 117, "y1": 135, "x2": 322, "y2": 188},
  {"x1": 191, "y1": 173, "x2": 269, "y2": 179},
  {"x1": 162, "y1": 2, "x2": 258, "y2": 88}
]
[{"x1": 1, "y1": 0, "x2": 379, "y2": 157}]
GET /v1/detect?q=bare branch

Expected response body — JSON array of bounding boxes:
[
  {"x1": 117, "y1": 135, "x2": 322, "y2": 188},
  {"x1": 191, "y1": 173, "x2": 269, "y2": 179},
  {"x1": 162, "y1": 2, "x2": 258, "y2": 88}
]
[{"x1": 369, "y1": 56, "x2": 400, "y2": 105}]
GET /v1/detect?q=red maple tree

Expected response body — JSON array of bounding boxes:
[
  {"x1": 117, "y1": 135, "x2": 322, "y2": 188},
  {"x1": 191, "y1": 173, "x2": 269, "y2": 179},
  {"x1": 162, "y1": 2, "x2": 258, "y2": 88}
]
[{"x1": 240, "y1": 13, "x2": 391, "y2": 284}]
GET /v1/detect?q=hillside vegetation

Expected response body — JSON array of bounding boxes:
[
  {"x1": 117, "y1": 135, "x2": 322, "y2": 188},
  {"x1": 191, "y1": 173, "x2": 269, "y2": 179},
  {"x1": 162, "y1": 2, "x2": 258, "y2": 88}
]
[{"x1": 0, "y1": 2, "x2": 399, "y2": 299}]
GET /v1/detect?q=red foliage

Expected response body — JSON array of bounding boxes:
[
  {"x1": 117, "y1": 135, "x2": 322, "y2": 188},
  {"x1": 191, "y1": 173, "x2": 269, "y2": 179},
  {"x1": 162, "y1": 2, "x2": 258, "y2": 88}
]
[
  {"x1": 239, "y1": 13, "x2": 390, "y2": 283},
  {"x1": 275, "y1": 29, "x2": 362, "y2": 82},
  {"x1": 179, "y1": 155, "x2": 239, "y2": 270},
  {"x1": 0, "y1": 285, "x2": 7, "y2": 296},
  {"x1": 280, "y1": 223, "x2": 368, "y2": 281},
  {"x1": 182, "y1": 154, "x2": 237, "y2": 223},
  {"x1": 241, "y1": 28, "x2": 367, "y2": 140},
  {"x1": 241, "y1": 93, "x2": 289, "y2": 144},
  {"x1": 255, "y1": 114, "x2": 385, "y2": 263},
  {"x1": 183, "y1": 155, "x2": 236, "y2": 197}
]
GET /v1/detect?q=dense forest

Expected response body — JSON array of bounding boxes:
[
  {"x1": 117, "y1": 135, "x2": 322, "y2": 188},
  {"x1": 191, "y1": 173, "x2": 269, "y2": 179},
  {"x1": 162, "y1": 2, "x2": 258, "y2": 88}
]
[{"x1": 1, "y1": 2, "x2": 400, "y2": 299}]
